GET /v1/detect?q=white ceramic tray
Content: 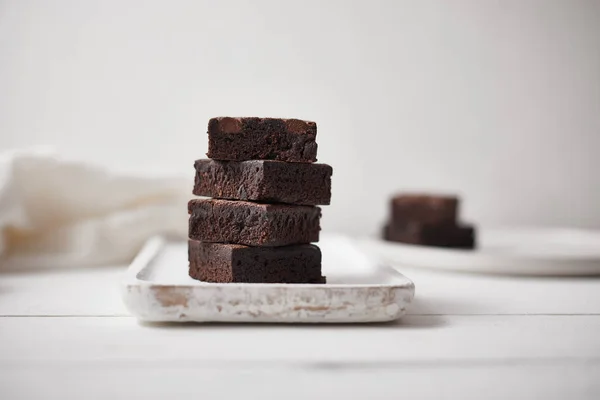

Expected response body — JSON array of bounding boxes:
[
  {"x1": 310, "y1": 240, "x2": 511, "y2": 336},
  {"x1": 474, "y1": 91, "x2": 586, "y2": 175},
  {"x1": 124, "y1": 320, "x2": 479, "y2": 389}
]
[
  {"x1": 122, "y1": 234, "x2": 415, "y2": 323},
  {"x1": 358, "y1": 228, "x2": 600, "y2": 276}
]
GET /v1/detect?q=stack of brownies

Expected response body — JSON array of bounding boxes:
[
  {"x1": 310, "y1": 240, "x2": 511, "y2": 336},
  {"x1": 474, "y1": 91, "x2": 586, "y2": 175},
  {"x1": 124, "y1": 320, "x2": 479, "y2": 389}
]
[
  {"x1": 382, "y1": 194, "x2": 476, "y2": 249},
  {"x1": 188, "y1": 117, "x2": 333, "y2": 283}
]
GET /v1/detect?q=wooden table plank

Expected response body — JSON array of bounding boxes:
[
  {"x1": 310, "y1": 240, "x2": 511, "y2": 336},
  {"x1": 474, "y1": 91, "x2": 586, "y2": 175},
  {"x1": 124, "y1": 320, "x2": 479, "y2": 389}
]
[
  {"x1": 1, "y1": 363, "x2": 599, "y2": 400},
  {"x1": 0, "y1": 266, "x2": 128, "y2": 316},
  {"x1": 1, "y1": 316, "x2": 599, "y2": 364},
  {"x1": 402, "y1": 267, "x2": 600, "y2": 315}
]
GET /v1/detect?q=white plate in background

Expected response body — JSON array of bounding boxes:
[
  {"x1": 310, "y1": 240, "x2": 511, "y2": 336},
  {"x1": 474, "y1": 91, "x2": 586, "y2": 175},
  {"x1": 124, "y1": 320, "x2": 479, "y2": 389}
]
[
  {"x1": 122, "y1": 234, "x2": 415, "y2": 323},
  {"x1": 357, "y1": 228, "x2": 600, "y2": 276}
]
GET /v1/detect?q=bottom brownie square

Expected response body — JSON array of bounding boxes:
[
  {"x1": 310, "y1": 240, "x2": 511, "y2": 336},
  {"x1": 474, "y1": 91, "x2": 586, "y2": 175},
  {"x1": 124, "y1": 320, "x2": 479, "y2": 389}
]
[
  {"x1": 188, "y1": 240, "x2": 325, "y2": 283},
  {"x1": 383, "y1": 223, "x2": 476, "y2": 249}
]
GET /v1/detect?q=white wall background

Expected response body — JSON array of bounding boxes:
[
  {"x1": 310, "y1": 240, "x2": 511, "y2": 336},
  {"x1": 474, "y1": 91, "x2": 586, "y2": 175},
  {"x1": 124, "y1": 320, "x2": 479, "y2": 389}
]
[{"x1": 1, "y1": 0, "x2": 599, "y2": 235}]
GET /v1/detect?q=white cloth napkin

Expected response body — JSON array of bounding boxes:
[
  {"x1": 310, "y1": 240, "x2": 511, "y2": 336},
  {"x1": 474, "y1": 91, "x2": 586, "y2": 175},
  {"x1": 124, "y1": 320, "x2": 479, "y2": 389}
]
[{"x1": 0, "y1": 150, "x2": 189, "y2": 269}]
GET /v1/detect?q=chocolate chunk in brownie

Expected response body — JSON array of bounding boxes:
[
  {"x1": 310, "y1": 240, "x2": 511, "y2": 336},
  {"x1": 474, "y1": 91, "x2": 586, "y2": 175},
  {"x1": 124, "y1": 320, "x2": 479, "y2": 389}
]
[
  {"x1": 383, "y1": 222, "x2": 476, "y2": 249},
  {"x1": 207, "y1": 117, "x2": 318, "y2": 163},
  {"x1": 188, "y1": 240, "x2": 325, "y2": 283},
  {"x1": 188, "y1": 199, "x2": 321, "y2": 246},
  {"x1": 391, "y1": 194, "x2": 459, "y2": 225},
  {"x1": 193, "y1": 159, "x2": 332, "y2": 206}
]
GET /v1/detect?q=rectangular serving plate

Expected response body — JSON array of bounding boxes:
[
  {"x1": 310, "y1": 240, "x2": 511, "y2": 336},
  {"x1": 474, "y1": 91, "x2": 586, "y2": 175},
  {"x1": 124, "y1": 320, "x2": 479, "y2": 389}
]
[{"x1": 121, "y1": 234, "x2": 415, "y2": 323}]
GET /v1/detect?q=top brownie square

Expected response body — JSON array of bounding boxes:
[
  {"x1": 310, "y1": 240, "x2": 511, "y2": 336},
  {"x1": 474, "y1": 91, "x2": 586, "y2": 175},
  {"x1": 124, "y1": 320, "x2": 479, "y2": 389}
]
[{"x1": 207, "y1": 117, "x2": 318, "y2": 163}]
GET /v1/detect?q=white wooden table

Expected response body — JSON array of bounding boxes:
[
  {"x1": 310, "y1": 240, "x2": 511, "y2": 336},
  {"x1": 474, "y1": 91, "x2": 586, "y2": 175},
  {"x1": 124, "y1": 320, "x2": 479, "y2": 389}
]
[{"x1": 2, "y1": 261, "x2": 600, "y2": 399}]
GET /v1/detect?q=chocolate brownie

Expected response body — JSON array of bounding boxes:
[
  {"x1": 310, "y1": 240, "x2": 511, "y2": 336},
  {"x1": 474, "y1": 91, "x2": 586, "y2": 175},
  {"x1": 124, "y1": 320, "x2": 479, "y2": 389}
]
[
  {"x1": 207, "y1": 117, "x2": 318, "y2": 163},
  {"x1": 193, "y1": 159, "x2": 332, "y2": 206},
  {"x1": 188, "y1": 199, "x2": 321, "y2": 246},
  {"x1": 383, "y1": 223, "x2": 476, "y2": 249},
  {"x1": 391, "y1": 194, "x2": 458, "y2": 225},
  {"x1": 188, "y1": 240, "x2": 325, "y2": 283}
]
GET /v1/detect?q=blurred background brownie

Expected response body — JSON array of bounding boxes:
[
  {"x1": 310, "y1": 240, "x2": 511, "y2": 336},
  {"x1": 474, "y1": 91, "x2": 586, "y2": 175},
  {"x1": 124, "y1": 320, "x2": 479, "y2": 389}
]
[
  {"x1": 383, "y1": 223, "x2": 475, "y2": 249},
  {"x1": 383, "y1": 193, "x2": 476, "y2": 249},
  {"x1": 391, "y1": 194, "x2": 458, "y2": 225}
]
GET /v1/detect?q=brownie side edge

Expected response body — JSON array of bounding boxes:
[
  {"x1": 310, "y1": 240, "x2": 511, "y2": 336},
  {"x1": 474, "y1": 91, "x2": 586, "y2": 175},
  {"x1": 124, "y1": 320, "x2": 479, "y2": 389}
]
[
  {"x1": 188, "y1": 199, "x2": 321, "y2": 246},
  {"x1": 206, "y1": 117, "x2": 318, "y2": 163},
  {"x1": 188, "y1": 241, "x2": 325, "y2": 284},
  {"x1": 193, "y1": 159, "x2": 332, "y2": 205}
]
